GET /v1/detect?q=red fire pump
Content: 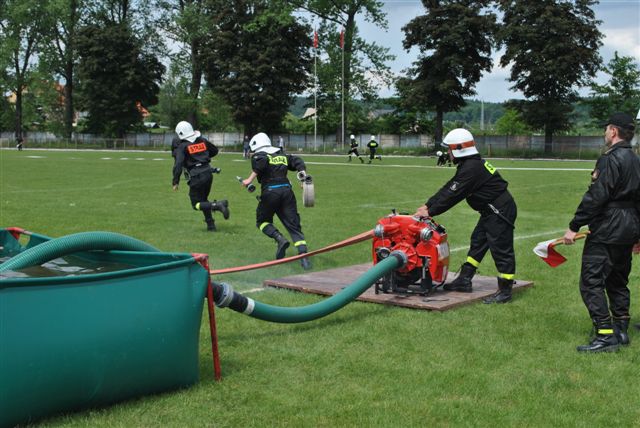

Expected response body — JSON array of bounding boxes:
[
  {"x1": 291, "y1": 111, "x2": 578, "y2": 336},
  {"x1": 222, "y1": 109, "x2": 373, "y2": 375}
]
[{"x1": 372, "y1": 211, "x2": 449, "y2": 295}]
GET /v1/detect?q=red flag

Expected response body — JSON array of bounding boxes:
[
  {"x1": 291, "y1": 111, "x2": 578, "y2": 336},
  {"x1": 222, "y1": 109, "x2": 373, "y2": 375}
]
[
  {"x1": 313, "y1": 31, "x2": 318, "y2": 49},
  {"x1": 339, "y1": 29, "x2": 344, "y2": 49},
  {"x1": 533, "y1": 232, "x2": 589, "y2": 268},
  {"x1": 533, "y1": 239, "x2": 567, "y2": 267}
]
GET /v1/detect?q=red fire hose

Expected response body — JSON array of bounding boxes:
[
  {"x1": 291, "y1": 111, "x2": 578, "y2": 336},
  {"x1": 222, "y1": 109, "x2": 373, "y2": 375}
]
[{"x1": 209, "y1": 230, "x2": 373, "y2": 275}]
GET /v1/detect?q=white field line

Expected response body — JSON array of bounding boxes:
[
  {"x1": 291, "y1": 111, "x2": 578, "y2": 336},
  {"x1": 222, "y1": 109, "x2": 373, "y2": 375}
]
[
  {"x1": 234, "y1": 159, "x2": 592, "y2": 172},
  {"x1": 240, "y1": 228, "x2": 566, "y2": 294}
]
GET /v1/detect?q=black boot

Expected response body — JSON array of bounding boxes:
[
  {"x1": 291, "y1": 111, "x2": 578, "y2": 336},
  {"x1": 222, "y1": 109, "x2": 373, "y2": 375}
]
[
  {"x1": 613, "y1": 318, "x2": 630, "y2": 346},
  {"x1": 483, "y1": 277, "x2": 513, "y2": 304},
  {"x1": 348, "y1": 156, "x2": 352, "y2": 162},
  {"x1": 205, "y1": 219, "x2": 216, "y2": 232},
  {"x1": 443, "y1": 262, "x2": 476, "y2": 292},
  {"x1": 577, "y1": 320, "x2": 620, "y2": 353},
  {"x1": 273, "y1": 232, "x2": 290, "y2": 259},
  {"x1": 212, "y1": 199, "x2": 230, "y2": 220},
  {"x1": 359, "y1": 157, "x2": 364, "y2": 163},
  {"x1": 297, "y1": 245, "x2": 312, "y2": 270}
]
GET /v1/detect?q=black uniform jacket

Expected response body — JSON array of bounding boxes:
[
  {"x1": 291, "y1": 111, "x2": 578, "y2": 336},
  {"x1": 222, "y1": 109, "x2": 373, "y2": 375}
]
[
  {"x1": 569, "y1": 141, "x2": 640, "y2": 244},
  {"x1": 427, "y1": 155, "x2": 509, "y2": 216},
  {"x1": 252, "y1": 150, "x2": 306, "y2": 188},
  {"x1": 172, "y1": 137, "x2": 218, "y2": 185}
]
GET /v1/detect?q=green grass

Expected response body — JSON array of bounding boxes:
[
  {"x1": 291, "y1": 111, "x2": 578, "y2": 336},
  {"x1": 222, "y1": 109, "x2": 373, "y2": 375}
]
[{"x1": 2, "y1": 149, "x2": 640, "y2": 427}]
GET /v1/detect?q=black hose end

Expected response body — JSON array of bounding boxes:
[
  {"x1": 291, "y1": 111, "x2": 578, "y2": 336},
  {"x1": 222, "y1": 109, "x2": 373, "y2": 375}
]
[
  {"x1": 389, "y1": 250, "x2": 408, "y2": 268},
  {"x1": 212, "y1": 281, "x2": 234, "y2": 308}
]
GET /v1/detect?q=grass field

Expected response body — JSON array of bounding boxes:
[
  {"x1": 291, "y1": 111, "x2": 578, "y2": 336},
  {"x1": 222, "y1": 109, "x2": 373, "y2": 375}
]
[{"x1": 2, "y1": 148, "x2": 640, "y2": 427}]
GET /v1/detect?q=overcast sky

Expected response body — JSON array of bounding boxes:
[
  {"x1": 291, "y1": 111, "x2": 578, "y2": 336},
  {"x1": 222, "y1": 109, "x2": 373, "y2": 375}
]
[{"x1": 350, "y1": 0, "x2": 640, "y2": 102}]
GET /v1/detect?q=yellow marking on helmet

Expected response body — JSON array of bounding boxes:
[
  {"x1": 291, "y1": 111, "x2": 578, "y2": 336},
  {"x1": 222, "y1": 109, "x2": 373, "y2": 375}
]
[
  {"x1": 597, "y1": 329, "x2": 614, "y2": 335},
  {"x1": 466, "y1": 256, "x2": 480, "y2": 267},
  {"x1": 499, "y1": 273, "x2": 515, "y2": 280},
  {"x1": 294, "y1": 241, "x2": 307, "y2": 247},
  {"x1": 259, "y1": 222, "x2": 271, "y2": 231},
  {"x1": 484, "y1": 161, "x2": 496, "y2": 174}
]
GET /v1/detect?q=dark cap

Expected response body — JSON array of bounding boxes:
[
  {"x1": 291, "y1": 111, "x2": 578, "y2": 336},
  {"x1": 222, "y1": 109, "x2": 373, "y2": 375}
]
[{"x1": 600, "y1": 112, "x2": 636, "y2": 131}]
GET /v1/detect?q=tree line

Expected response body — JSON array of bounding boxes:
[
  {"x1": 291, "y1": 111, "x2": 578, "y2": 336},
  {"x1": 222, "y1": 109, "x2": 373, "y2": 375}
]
[{"x1": 1, "y1": 0, "x2": 638, "y2": 153}]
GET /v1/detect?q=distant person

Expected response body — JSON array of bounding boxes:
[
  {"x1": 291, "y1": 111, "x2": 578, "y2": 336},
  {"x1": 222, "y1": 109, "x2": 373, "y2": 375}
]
[
  {"x1": 436, "y1": 150, "x2": 451, "y2": 167},
  {"x1": 172, "y1": 121, "x2": 229, "y2": 231},
  {"x1": 15, "y1": 136, "x2": 23, "y2": 151},
  {"x1": 241, "y1": 132, "x2": 311, "y2": 269},
  {"x1": 347, "y1": 134, "x2": 364, "y2": 163},
  {"x1": 563, "y1": 112, "x2": 639, "y2": 353},
  {"x1": 277, "y1": 135, "x2": 285, "y2": 153},
  {"x1": 367, "y1": 135, "x2": 382, "y2": 163},
  {"x1": 416, "y1": 128, "x2": 517, "y2": 304},
  {"x1": 243, "y1": 135, "x2": 250, "y2": 159}
]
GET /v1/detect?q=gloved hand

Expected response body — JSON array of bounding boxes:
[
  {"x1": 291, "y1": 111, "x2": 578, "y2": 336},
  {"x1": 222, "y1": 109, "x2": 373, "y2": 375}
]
[{"x1": 296, "y1": 170, "x2": 307, "y2": 182}]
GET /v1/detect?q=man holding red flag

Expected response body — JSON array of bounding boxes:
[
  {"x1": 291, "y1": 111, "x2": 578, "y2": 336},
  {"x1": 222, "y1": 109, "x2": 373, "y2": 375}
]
[{"x1": 563, "y1": 112, "x2": 639, "y2": 353}]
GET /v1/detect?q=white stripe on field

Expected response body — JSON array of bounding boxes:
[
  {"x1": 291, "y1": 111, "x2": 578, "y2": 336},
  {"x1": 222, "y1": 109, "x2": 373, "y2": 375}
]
[
  {"x1": 449, "y1": 229, "x2": 566, "y2": 253},
  {"x1": 232, "y1": 158, "x2": 593, "y2": 171}
]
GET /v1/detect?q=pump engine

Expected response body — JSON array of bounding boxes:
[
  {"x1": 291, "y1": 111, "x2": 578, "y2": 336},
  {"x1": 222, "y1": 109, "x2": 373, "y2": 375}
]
[{"x1": 372, "y1": 211, "x2": 449, "y2": 295}]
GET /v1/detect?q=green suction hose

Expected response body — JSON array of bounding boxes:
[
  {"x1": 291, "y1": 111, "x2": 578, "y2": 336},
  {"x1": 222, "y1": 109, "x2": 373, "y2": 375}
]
[
  {"x1": 212, "y1": 251, "x2": 407, "y2": 323},
  {"x1": 0, "y1": 231, "x2": 159, "y2": 272}
]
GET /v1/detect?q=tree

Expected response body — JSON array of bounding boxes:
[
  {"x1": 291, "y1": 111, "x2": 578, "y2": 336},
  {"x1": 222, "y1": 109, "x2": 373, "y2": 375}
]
[
  {"x1": 0, "y1": 0, "x2": 52, "y2": 139},
  {"x1": 495, "y1": 108, "x2": 531, "y2": 135},
  {"x1": 497, "y1": 0, "x2": 603, "y2": 153},
  {"x1": 75, "y1": 22, "x2": 164, "y2": 136},
  {"x1": 201, "y1": 1, "x2": 312, "y2": 136},
  {"x1": 398, "y1": 0, "x2": 497, "y2": 143},
  {"x1": 291, "y1": 0, "x2": 394, "y2": 142},
  {"x1": 587, "y1": 52, "x2": 640, "y2": 124},
  {"x1": 39, "y1": 0, "x2": 83, "y2": 138},
  {"x1": 156, "y1": 0, "x2": 208, "y2": 127}
]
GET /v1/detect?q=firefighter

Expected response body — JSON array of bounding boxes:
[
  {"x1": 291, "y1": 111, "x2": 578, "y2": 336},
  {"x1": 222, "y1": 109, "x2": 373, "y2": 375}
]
[
  {"x1": 563, "y1": 112, "x2": 639, "y2": 353},
  {"x1": 347, "y1": 134, "x2": 364, "y2": 163},
  {"x1": 172, "y1": 121, "x2": 229, "y2": 231},
  {"x1": 241, "y1": 133, "x2": 311, "y2": 270},
  {"x1": 436, "y1": 150, "x2": 451, "y2": 167},
  {"x1": 415, "y1": 128, "x2": 517, "y2": 304},
  {"x1": 367, "y1": 135, "x2": 382, "y2": 163}
]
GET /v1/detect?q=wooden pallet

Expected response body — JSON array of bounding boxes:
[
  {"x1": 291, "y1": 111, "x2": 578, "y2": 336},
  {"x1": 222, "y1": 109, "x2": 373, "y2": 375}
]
[{"x1": 264, "y1": 263, "x2": 533, "y2": 311}]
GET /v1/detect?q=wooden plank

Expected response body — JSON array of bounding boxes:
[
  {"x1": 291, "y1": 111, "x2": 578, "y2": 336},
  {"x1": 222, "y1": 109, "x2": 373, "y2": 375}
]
[{"x1": 263, "y1": 263, "x2": 533, "y2": 311}]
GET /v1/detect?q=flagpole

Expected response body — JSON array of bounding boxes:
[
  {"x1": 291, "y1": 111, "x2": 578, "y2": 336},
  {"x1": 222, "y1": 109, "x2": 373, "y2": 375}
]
[
  {"x1": 314, "y1": 27, "x2": 317, "y2": 152},
  {"x1": 341, "y1": 28, "x2": 345, "y2": 152}
]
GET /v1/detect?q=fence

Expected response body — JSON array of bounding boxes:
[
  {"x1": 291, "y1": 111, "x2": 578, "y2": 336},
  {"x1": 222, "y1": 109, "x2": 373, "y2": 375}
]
[{"x1": 0, "y1": 131, "x2": 628, "y2": 158}]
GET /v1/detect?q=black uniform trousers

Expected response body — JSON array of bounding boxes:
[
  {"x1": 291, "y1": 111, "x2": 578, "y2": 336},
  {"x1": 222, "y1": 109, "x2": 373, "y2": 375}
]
[
  {"x1": 579, "y1": 239, "x2": 632, "y2": 322},
  {"x1": 466, "y1": 198, "x2": 517, "y2": 276},
  {"x1": 188, "y1": 170, "x2": 213, "y2": 222},
  {"x1": 348, "y1": 148, "x2": 361, "y2": 157},
  {"x1": 368, "y1": 147, "x2": 378, "y2": 160},
  {"x1": 257, "y1": 186, "x2": 305, "y2": 244}
]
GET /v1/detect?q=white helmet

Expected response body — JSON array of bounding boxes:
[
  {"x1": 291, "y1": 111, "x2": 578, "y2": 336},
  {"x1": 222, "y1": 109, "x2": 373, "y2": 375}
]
[
  {"x1": 350, "y1": 134, "x2": 355, "y2": 139},
  {"x1": 370, "y1": 135, "x2": 376, "y2": 140},
  {"x1": 175, "y1": 121, "x2": 201, "y2": 143},
  {"x1": 250, "y1": 132, "x2": 280, "y2": 154},
  {"x1": 436, "y1": 151, "x2": 443, "y2": 157},
  {"x1": 442, "y1": 128, "x2": 478, "y2": 158}
]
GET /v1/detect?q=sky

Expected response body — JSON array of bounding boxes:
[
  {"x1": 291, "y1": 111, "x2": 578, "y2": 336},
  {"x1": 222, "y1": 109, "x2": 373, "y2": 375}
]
[{"x1": 349, "y1": 0, "x2": 640, "y2": 102}]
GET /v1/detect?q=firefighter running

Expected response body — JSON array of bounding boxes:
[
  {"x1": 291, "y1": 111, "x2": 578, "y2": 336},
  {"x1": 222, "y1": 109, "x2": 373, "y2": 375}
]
[
  {"x1": 241, "y1": 133, "x2": 312, "y2": 270},
  {"x1": 347, "y1": 134, "x2": 364, "y2": 163},
  {"x1": 415, "y1": 128, "x2": 517, "y2": 304},
  {"x1": 172, "y1": 121, "x2": 229, "y2": 231},
  {"x1": 367, "y1": 135, "x2": 382, "y2": 163}
]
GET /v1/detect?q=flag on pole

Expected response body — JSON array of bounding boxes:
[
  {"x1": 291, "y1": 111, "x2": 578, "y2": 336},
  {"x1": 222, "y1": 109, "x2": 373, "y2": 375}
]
[
  {"x1": 533, "y1": 239, "x2": 567, "y2": 267},
  {"x1": 313, "y1": 31, "x2": 318, "y2": 49},
  {"x1": 533, "y1": 232, "x2": 589, "y2": 267},
  {"x1": 339, "y1": 29, "x2": 344, "y2": 49}
]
